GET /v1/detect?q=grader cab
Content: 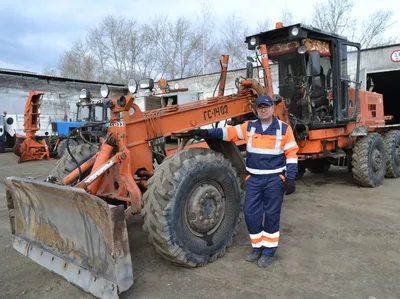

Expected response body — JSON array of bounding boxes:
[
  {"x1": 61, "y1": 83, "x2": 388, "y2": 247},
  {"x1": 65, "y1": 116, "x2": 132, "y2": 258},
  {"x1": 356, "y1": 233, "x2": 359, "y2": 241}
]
[
  {"x1": 245, "y1": 23, "x2": 400, "y2": 185},
  {"x1": 4, "y1": 24, "x2": 400, "y2": 299}
]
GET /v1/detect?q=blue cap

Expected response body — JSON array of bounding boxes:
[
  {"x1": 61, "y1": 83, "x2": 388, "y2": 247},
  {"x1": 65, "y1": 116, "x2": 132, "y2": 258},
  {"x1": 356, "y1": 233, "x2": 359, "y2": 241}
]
[{"x1": 256, "y1": 95, "x2": 273, "y2": 107}]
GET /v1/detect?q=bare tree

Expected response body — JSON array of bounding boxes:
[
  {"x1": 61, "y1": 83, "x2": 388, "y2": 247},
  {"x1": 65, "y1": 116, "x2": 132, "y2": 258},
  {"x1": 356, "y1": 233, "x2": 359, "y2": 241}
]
[
  {"x1": 280, "y1": 8, "x2": 294, "y2": 26},
  {"x1": 220, "y1": 13, "x2": 250, "y2": 70},
  {"x1": 59, "y1": 40, "x2": 97, "y2": 81},
  {"x1": 42, "y1": 67, "x2": 58, "y2": 76},
  {"x1": 357, "y1": 10, "x2": 398, "y2": 48},
  {"x1": 312, "y1": 0, "x2": 398, "y2": 48},
  {"x1": 312, "y1": 0, "x2": 356, "y2": 35},
  {"x1": 86, "y1": 28, "x2": 109, "y2": 80},
  {"x1": 149, "y1": 16, "x2": 203, "y2": 79},
  {"x1": 254, "y1": 19, "x2": 272, "y2": 33},
  {"x1": 136, "y1": 24, "x2": 162, "y2": 79}
]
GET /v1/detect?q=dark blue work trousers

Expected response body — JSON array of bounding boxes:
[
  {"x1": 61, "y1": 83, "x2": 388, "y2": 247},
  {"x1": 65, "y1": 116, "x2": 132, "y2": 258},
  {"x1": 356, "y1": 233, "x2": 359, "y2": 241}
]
[{"x1": 244, "y1": 174, "x2": 285, "y2": 256}]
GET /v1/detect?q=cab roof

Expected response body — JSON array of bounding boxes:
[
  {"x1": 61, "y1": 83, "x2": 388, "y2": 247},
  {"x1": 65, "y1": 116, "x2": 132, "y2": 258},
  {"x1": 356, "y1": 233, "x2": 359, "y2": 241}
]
[{"x1": 245, "y1": 23, "x2": 349, "y2": 49}]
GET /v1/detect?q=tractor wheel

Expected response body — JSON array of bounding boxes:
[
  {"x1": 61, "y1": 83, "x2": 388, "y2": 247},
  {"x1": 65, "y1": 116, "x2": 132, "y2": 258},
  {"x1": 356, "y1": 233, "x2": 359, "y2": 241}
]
[
  {"x1": 0, "y1": 139, "x2": 5, "y2": 153},
  {"x1": 142, "y1": 148, "x2": 242, "y2": 267},
  {"x1": 57, "y1": 138, "x2": 79, "y2": 158},
  {"x1": 383, "y1": 130, "x2": 400, "y2": 178},
  {"x1": 49, "y1": 143, "x2": 98, "y2": 183},
  {"x1": 307, "y1": 160, "x2": 331, "y2": 173},
  {"x1": 351, "y1": 133, "x2": 386, "y2": 187},
  {"x1": 13, "y1": 137, "x2": 24, "y2": 157}
]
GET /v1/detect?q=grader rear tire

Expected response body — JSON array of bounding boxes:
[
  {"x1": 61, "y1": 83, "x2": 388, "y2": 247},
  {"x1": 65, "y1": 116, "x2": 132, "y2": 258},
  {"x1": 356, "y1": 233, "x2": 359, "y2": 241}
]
[
  {"x1": 383, "y1": 130, "x2": 400, "y2": 178},
  {"x1": 49, "y1": 143, "x2": 98, "y2": 183},
  {"x1": 351, "y1": 133, "x2": 386, "y2": 187},
  {"x1": 142, "y1": 148, "x2": 242, "y2": 267}
]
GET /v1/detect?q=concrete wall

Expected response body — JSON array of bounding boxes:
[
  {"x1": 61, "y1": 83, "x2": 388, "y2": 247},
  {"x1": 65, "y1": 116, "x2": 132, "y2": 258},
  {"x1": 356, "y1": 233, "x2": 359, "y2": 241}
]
[{"x1": 0, "y1": 73, "x2": 126, "y2": 121}]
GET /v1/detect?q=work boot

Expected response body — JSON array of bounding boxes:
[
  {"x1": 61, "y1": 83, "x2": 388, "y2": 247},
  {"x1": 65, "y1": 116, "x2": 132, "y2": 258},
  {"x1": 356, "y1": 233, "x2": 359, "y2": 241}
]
[
  {"x1": 257, "y1": 255, "x2": 273, "y2": 267},
  {"x1": 245, "y1": 250, "x2": 262, "y2": 262}
]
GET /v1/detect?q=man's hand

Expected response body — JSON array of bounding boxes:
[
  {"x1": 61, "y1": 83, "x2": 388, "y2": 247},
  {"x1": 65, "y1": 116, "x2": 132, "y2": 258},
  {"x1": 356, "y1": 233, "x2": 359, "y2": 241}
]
[
  {"x1": 187, "y1": 129, "x2": 208, "y2": 140},
  {"x1": 285, "y1": 179, "x2": 295, "y2": 195}
]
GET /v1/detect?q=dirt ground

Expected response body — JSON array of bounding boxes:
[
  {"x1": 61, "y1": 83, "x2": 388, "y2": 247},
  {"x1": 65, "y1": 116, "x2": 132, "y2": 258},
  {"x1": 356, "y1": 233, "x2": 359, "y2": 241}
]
[{"x1": 1, "y1": 150, "x2": 400, "y2": 299}]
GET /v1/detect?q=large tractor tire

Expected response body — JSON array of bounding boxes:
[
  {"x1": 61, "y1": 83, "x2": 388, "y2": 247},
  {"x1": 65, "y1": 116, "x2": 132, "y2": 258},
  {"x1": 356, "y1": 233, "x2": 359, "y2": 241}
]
[
  {"x1": 49, "y1": 143, "x2": 98, "y2": 183},
  {"x1": 56, "y1": 138, "x2": 79, "y2": 158},
  {"x1": 351, "y1": 133, "x2": 386, "y2": 187},
  {"x1": 142, "y1": 148, "x2": 242, "y2": 267},
  {"x1": 0, "y1": 139, "x2": 5, "y2": 153},
  {"x1": 383, "y1": 130, "x2": 400, "y2": 178}
]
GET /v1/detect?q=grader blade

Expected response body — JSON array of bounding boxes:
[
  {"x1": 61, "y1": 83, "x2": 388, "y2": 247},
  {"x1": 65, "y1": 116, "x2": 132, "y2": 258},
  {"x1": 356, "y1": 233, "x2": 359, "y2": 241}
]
[{"x1": 4, "y1": 177, "x2": 133, "y2": 299}]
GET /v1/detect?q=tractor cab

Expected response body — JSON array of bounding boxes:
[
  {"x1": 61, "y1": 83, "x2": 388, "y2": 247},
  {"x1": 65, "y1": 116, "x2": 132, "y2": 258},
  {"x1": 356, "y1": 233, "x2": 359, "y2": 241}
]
[{"x1": 245, "y1": 23, "x2": 361, "y2": 129}]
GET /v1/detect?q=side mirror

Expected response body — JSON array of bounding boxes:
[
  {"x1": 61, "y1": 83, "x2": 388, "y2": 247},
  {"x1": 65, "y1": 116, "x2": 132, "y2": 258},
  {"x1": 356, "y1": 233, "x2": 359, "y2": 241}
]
[
  {"x1": 309, "y1": 51, "x2": 321, "y2": 76},
  {"x1": 246, "y1": 61, "x2": 253, "y2": 78}
]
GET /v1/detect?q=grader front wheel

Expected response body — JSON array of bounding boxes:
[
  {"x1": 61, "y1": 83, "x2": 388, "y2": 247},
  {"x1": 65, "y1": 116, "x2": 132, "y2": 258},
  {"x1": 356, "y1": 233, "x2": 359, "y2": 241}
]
[
  {"x1": 352, "y1": 133, "x2": 386, "y2": 187},
  {"x1": 142, "y1": 148, "x2": 242, "y2": 267}
]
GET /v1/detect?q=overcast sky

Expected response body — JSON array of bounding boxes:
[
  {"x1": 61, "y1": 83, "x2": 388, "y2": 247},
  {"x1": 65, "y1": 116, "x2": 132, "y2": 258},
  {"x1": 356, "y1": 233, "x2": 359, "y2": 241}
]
[{"x1": 0, "y1": 0, "x2": 399, "y2": 74}]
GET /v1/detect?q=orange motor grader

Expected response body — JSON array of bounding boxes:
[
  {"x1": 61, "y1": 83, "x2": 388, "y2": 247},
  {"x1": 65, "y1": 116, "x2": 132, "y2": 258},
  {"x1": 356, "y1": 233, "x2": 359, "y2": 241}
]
[
  {"x1": 4, "y1": 23, "x2": 400, "y2": 299},
  {"x1": 4, "y1": 55, "x2": 265, "y2": 299}
]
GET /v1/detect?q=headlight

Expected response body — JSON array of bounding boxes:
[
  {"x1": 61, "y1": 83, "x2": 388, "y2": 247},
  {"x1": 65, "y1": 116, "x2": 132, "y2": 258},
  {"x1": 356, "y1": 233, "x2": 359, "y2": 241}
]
[
  {"x1": 174, "y1": 82, "x2": 180, "y2": 89},
  {"x1": 128, "y1": 79, "x2": 138, "y2": 93},
  {"x1": 100, "y1": 84, "x2": 110, "y2": 98},
  {"x1": 79, "y1": 89, "x2": 90, "y2": 100},
  {"x1": 291, "y1": 27, "x2": 299, "y2": 36},
  {"x1": 250, "y1": 37, "x2": 257, "y2": 46},
  {"x1": 297, "y1": 45, "x2": 307, "y2": 54},
  {"x1": 139, "y1": 79, "x2": 154, "y2": 90}
]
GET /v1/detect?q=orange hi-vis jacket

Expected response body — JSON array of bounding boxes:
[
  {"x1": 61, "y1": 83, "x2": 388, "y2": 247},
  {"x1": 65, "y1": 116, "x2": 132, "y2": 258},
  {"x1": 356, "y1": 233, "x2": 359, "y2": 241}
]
[{"x1": 207, "y1": 116, "x2": 299, "y2": 180}]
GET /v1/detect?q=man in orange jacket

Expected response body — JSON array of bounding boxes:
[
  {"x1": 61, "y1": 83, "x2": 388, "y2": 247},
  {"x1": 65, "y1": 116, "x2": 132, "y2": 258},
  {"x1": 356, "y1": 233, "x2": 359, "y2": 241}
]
[{"x1": 189, "y1": 95, "x2": 299, "y2": 267}]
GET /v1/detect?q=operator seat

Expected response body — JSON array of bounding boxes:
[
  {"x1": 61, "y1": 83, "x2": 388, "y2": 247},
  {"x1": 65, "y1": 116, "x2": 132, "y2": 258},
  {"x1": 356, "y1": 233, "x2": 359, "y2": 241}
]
[{"x1": 310, "y1": 66, "x2": 327, "y2": 108}]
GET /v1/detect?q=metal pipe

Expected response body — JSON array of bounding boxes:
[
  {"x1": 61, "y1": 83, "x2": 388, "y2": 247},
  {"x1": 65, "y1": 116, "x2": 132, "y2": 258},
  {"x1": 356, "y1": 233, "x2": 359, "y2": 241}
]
[
  {"x1": 218, "y1": 55, "x2": 229, "y2": 97},
  {"x1": 63, "y1": 156, "x2": 96, "y2": 185},
  {"x1": 82, "y1": 159, "x2": 116, "y2": 186},
  {"x1": 259, "y1": 44, "x2": 274, "y2": 98}
]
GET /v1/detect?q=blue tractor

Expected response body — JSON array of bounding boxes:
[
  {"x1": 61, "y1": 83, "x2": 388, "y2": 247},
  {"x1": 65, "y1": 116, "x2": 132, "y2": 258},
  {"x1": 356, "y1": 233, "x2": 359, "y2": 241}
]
[{"x1": 52, "y1": 89, "x2": 108, "y2": 157}]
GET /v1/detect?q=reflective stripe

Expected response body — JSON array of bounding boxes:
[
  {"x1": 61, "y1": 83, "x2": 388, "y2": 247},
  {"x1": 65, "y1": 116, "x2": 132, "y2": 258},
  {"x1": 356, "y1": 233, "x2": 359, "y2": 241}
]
[
  {"x1": 247, "y1": 126, "x2": 283, "y2": 155},
  {"x1": 221, "y1": 127, "x2": 228, "y2": 141},
  {"x1": 249, "y1": 232, "x2": 263, "y2": 239},
  {"x1": 275, "y1": 120, "x2": 282, "y2": 150},
  {"x1": 248, "y1": 127, "x2": 256, "y2": 136},
  {"x1": 282, "y1": 141, "x2": 297, "y2": 151},
  {"x1": 263, "y1": 241, "x2": 279, "y2": 248},
  {"x1": 248, "y1": 147, "x2": 283, "y2": 155},
  {"x1": 250, "y1": 231, "x2": 263, "y2": 248},
  {"x1": 246, "y1": 166, "x2": 286, "y2": 175},
  {"x1": 250, "y1": 231, "x2": 280, "y2": 248},
  {"x1": 252, "y1": 241, "x2": 263, "y2": 248},
  {"x1": 286, "y1": 158, "x2": 298, "y2": 164},
  {"x1": 235, "y1": 125, "x2": 244, "y2": 140},
  {"x1": 264, "y1": 231, "x2": 279, "y2": 238}
]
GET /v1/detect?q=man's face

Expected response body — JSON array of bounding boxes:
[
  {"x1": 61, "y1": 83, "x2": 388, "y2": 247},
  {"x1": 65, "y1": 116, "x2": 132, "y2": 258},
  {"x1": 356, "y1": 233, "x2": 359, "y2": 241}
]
[{"x1": 257, "y1": 104, "x2": 274, "y2": 121}]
